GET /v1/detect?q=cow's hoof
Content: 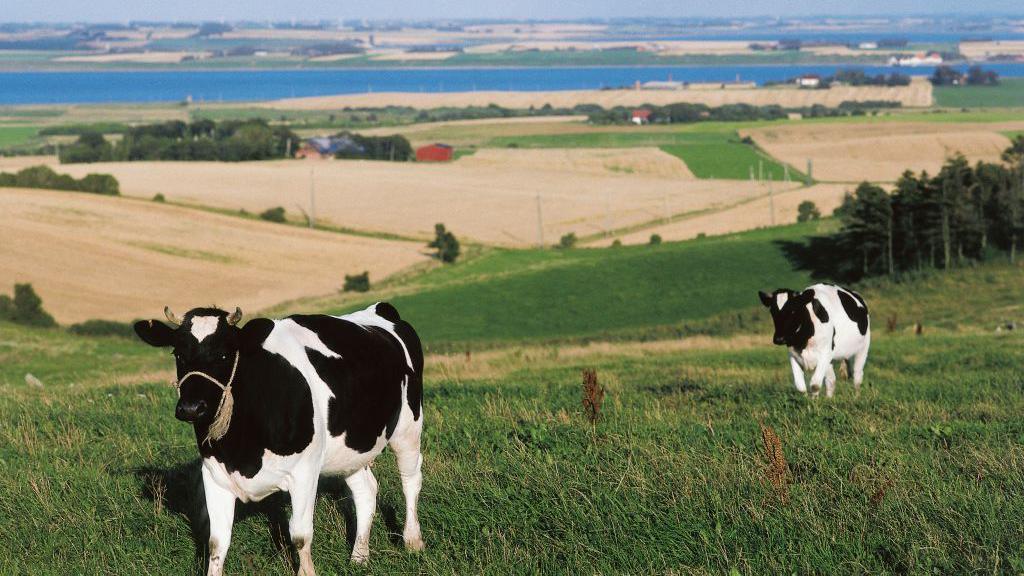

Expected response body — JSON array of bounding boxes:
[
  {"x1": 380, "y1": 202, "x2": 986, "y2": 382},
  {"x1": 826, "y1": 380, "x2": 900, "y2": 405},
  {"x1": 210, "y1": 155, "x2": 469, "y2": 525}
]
[{"x1": 404, "y1": 536, "x2": 425, "y2": 553}]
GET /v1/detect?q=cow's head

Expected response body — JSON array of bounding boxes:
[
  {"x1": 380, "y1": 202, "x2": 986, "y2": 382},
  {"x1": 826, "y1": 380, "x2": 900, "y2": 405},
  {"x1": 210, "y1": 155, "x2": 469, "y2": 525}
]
[
  {"x1": 134, "y1": 306, "x2": 269, "y2": 424},
  {"x1": 759, "y1": 289, "x2": 814, "y2": 347}
]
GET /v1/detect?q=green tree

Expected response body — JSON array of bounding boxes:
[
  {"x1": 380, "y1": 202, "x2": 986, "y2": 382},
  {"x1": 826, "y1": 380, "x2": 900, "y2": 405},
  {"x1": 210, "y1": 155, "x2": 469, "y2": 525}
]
[
  {"x1": 839, "y1": 182, "x2": 893, "y2": 277},
  {"x1": 559, "y1": 232, "x2": 578, "y2": 249},
  {"x1": 796, "y1": 201, "x2": 821, "y2": 222},
  {"x1": 428, "y1": 223, "x2": 460, "y2": 263},
  {"x1": 259, "y1": 206, "x2": 287, "y2": 223},
  {"x1": 0, "y1": 283, "x2": 56, "y2": 328}
]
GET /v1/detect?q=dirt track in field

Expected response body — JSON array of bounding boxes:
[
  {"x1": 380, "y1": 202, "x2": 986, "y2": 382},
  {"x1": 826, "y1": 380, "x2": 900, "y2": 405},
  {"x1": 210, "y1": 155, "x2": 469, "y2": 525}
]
[{"x1": 0, "y1": 187, "x2": 427, "y2": 323}]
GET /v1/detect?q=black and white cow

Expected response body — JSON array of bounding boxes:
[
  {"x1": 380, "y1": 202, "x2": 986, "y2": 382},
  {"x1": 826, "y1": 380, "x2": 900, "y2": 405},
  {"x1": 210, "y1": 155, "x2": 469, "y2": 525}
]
[
  {"x1": 134, "y1": 302, "x2": 425, "y2": 576},
  {"x1": 758, "y1": 283, "x2": 870, "y2": 397}
]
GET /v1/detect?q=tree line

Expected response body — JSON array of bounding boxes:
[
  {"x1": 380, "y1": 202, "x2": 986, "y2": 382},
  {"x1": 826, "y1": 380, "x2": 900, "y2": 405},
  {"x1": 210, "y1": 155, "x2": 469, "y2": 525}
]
[
  {"x1": 59, "y1": 119, "x2": 298, "y2": 163},
  {"x1": 824, "y1": 136, "x2": 1024, "y2": 281},
  {"x1": 588, "y1": 100, "x2": 900, "y2": 125}
]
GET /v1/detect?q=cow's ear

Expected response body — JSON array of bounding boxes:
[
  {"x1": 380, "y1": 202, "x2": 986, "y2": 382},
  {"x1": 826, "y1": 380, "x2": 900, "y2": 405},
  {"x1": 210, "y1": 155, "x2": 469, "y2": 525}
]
[
  {"x1": 134, "y1": 320, "x2": 175, "y2": 347},
  {"x1": 239, "y1": 318, "x2": 274, "y2": 351},
  {"x1": 797, "y1": 289, "x2": 816, "y2": 304},
  {"x1": 758, "y1": 291, "x2": 774, "y2": 307}
]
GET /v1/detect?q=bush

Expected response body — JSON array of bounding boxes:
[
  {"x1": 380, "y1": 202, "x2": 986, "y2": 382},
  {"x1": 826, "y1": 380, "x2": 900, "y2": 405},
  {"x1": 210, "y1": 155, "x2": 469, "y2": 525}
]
[
  {"x1": 428, "y1": 223, "x2": 460, "y2": 263},
  {"x1": 0, "y1": 165, "x2": 120, "y2": 195},
  {"x1": 67, "y1": 319, "x2": 135, "y2": 338},
  {"x1": 797, "y1": 200, "x2": 822, "y2": 223},
  {"x1": 649, "y1": 234, "x2": 663, "y2": 245},
  {"x1": 259, "y1": 206, "x2": 287, "y2": 223},
  {"x1": 153, "y1": 193, "x2": 166, "y2": 202},
  {"x1": 611, "y1": 239, "x2": 622, "y2": 247},
  {"x1": 343, "y1": 271, "x2": 371, "y2": 293},
  {"x1": 0, "y1": 283, "x2": 57, "y2": 328},
  {"x1": 559, "y1": 232, "x2": 578, "y2": 249}
]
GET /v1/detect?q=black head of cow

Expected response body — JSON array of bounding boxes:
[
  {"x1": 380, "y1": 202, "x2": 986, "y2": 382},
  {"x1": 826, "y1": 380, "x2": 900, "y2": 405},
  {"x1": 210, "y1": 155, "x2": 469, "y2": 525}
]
[
  {"x1": 758, "y1": 289, "x2": 815, "y2": 348},
  {"x1": 134, "y1": 306, "x2": 272, "y2": 423}
]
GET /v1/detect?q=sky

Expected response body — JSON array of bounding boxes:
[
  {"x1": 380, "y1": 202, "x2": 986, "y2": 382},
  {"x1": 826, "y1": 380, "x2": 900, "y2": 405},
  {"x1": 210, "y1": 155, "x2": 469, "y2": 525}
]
[{"x1": 3, "y1": 0, "x2": 1022, "y2": 23}]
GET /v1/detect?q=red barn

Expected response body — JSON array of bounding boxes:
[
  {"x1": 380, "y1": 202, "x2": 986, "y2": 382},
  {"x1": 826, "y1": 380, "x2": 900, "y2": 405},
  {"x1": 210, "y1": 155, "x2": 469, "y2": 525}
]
[
  {"x1": 631, "y1": 109, "x2": 652, "y2": 125},
  {"x1": 416, "y1": 143, "x2": 454, "y2": 162}
]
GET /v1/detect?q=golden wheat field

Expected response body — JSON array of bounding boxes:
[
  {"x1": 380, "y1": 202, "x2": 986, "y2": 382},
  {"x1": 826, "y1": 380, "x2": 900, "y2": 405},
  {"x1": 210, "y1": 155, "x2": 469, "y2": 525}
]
[
  {"x1": 0, "y1": 187, "x2": 427, "y2": 323},
  {"x1": 263, "y1": 79, "x2": 933, "y2": 110},
  {"x1": 39, "y1": 157, "x2": 796, "y2": 247},
  {"x1": 594, "y1": 183, "x2": 851, "y2": 246},
  {"x1": 743, "y1": 121, "x2": 1023, "y2": 182}
]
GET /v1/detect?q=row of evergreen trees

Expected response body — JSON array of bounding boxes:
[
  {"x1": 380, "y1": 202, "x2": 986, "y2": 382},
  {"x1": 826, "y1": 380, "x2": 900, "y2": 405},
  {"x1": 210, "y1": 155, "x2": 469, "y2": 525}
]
[{"x1": 832, "y1": 136, "x2": 1024, "y2": 280}]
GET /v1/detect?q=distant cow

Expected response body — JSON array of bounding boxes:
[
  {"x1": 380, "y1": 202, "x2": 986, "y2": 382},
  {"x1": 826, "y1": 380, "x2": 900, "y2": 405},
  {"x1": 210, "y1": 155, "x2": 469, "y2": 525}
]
[
  {"x1": 134, "y1": 303, "x2": 425, "y2": 576},
  {"x1": 759, "y1": 284, "x2": 870, "y2": 397}
]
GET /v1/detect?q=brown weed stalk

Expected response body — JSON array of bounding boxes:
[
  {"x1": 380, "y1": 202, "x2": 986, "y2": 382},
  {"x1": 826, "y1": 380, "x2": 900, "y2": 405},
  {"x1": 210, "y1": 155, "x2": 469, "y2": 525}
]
[
  {"x1": 581, "y1": 368, "x2": 604, "y2": 423},
  {"x1": 759, "y1": 422, "x2": 790, "y2": 504}
]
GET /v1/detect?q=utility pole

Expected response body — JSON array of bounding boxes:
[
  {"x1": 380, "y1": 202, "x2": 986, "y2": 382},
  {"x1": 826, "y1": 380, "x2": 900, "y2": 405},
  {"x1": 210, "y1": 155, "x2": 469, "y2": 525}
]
[
  {"x1": 807, "y1": 158, "x2": 813, "y2": 183},
  {"x1": 759, "y1": 159, "x2": 764, "y2": 183},
  {"x1": 749, "y1": 165, "x2": 755, "y2": 183},
  {"x1": 308, "y1": 165, "x2": 316, "y2": 228},
  {"x1": 535, "y1": 193, "x2": 544, "y2": 249}
]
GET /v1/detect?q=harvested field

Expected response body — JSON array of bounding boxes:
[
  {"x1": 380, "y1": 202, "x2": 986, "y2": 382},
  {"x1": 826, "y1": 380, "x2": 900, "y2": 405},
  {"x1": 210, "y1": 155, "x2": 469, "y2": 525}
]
[
  {"x1": 0, "y1": 187, "x2": 426, "y2": 323},
  {"x1": 370, "y1": 51, "x2": 460, "y2": 61},
  {"x1": 47, "y1": 160, "x2": 796, "y2": 247},
  {"x1": 263, "y1": 78, "x2": 933, "y2": 110},
  {"x1": 459, "y1": 148, "x2": 694, "y2": 179},
  {"x1": 53, "y1": 52, "x2": 209, "y2": 64},
  {"x1": 595, "y1": 184, "x2": 851, "y2": 246},
  {"x1": 958, "y1": 40, "x2": 1024, "y2": 60},
  {"x1": 743, "y1": 122, "x2": 1024, "y2": 182}
]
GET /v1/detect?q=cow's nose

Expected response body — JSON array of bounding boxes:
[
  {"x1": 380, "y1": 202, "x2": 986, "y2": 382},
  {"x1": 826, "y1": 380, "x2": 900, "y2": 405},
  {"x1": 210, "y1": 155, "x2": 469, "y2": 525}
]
[
  {"x1": 175, "y1": 399, "x2": 208, "y2": 422},
  {"x1": 773, "y1": 335, "x2": 786, "y2": 345}
]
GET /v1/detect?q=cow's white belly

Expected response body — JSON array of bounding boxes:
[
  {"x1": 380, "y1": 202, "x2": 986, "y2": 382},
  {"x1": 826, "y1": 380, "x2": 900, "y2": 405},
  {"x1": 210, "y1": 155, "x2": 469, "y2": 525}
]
[
  {"x1": 322, "y1": 431, "x2": 388, "y2": 476},
  {"x1": 204, "y1": 449, "x2": 311, "y2": 503}
]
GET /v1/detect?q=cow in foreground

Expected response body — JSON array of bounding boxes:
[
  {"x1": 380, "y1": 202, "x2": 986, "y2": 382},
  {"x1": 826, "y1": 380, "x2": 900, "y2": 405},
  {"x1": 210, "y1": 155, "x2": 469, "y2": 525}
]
[
  {"x1": 759, "y1": 283, "x2": 870, "y2": 397},
  {"x1": 134, "y1": 303, "x2": 425, "y2": 576}
]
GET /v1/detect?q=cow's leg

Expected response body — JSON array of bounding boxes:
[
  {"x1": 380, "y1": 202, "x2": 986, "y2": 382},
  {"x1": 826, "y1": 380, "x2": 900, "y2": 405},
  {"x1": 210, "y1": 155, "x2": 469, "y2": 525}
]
[
  {"x1": 851, "y1": 347, "x2": 869, "y2": 393},
  {"x1": 390, "y1": 415, "x2": 425, "y2": 552},
  {"x1": 288, "y1": 469, "x2": 320, "y2": 576},
  {"x1": 789, "y1": 355, "x2": 807, "y2": 393},
  {"x1": 345, "y1": 466, "x2": 378, "y2": 564},
  {"x1": 807, "y1": 352, "x2": 832, "y2": 398},
  {"x1": 202, "y1": 467, "x2": 236, "y2": 576},
  {"x1": 824, "y1": 364, "x2": 837, "y2": 398}
]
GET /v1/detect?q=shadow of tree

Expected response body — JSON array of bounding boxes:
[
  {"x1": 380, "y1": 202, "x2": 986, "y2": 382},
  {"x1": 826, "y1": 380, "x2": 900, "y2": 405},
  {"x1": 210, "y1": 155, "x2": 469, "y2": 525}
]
[{"x1": 774, "y1": 235, "x2": 858, "y2": 283}]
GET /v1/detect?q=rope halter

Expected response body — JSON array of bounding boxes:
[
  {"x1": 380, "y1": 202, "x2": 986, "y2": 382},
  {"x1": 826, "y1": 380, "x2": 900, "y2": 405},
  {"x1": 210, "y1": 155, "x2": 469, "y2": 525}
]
[{"x1": 172, "y1": 351, "x2": 240, "y2": 446}]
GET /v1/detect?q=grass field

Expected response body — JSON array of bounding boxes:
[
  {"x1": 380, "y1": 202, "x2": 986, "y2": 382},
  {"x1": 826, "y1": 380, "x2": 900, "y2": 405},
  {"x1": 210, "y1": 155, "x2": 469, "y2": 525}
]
[
  {"x1": 0, "y1": 124, "x2": 39, "y2": 148},
  {"x1": 3, "y1": 219, "x2": 1024, "y2": 573},
  {"x1": 933, "y1": 78, "x2": 1024, "y2": 108}
]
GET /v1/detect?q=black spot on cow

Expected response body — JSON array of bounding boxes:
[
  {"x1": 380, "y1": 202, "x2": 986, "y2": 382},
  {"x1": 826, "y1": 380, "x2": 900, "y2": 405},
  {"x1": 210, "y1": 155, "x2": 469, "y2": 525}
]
[
  {"x1": 811, "y1": 299, "x2": 830, "y2": 323},
  {"x1": 290, "y1": 311, "x2": 423, "y2": 453},
  {"x1": 837, "y1": 288, "x2": 869, "y2": 335},
  {"x1": 373, "y1": 302, "x2": 402, "y2": 323}
]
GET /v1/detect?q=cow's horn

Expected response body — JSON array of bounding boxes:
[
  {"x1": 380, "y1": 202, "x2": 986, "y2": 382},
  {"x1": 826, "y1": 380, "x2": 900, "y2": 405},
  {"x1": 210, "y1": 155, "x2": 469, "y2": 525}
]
[
  {"x1": 164, "y1": 306, "x2": 181, "y2": 327},
  {"x1": 227, "y1": 307, "x2": 243, "y2": 326}
]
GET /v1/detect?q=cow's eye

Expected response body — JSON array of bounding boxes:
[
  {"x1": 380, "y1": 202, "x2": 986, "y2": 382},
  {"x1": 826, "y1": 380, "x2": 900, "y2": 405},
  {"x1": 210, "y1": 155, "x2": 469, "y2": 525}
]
[{"x1": 221, "y1": 354, "x2": 227, "y2": 360}]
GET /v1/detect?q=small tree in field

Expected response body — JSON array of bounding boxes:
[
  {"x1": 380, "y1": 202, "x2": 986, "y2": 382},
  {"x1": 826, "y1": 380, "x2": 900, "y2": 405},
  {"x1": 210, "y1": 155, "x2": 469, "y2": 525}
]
[
  {"x1": 259, "y1": 206, "x2": 286, "y2": 223},
  {"x1": 559, "y1": 232, "x2": 578, "y2": 249},
  {"x1": 0, "y1": 283, "x2": 56, "y2": 328},
  {"x1": 649, "y1": 234, "x2": 663, "y2": 245},
  {"x1": 797, "y1": 200, "x2": 821, "y2": 222},
  {"x1": 343, "y1": 271, "x2": 370, "y2": 293},
  {"x1": 428, "y1": 223, "x2": 460, "y2": 263}
]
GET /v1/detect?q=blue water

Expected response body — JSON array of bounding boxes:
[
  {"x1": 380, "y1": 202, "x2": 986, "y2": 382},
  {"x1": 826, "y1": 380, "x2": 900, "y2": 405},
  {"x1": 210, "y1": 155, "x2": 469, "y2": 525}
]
[{"x1": 3, "y1": 63, "x2": 1024, "y2": 105}]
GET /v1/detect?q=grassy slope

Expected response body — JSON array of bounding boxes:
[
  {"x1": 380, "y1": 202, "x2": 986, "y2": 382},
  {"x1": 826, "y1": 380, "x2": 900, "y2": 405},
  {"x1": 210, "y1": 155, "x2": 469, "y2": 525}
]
[
  {"x1": 332, "y1": 222, "x2": 828, "y2": 347},
  {"x1": 933, "y1": 78, "x2": 1024, "y2": 108},
  {"x1": 3, "y1": 219, "x2": 1024, "y2": 572},
  {"x1": 2, "y1": 314, "x2": 1022, "y2": 574}
]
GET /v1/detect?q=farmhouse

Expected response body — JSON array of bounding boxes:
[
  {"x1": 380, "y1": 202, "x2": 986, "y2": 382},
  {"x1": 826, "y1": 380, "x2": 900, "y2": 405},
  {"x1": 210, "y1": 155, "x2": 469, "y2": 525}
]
[
  {"x1": 631, "y1": 108, "x2": 652, "y2": 125},
  {"x1": 296, "y1": 136, "x2": 363, "y2": 159},
  {"x1": 416, "y1": 143, "x2": 454, "y2": 162},
  {"x1": 796, "y1": 74, "x2": 821, "y2": 88},
  {"x1": 888, "y1": 51, "x2": 943, "y2": 67}
]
